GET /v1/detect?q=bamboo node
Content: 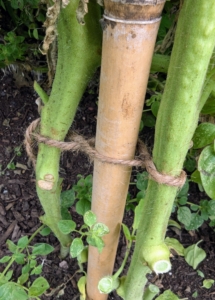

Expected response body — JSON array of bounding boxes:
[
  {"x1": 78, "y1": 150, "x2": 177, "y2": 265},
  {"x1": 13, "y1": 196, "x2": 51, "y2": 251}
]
[
  {"x1": 103, "y1": 15, "x2": 161, "y2": 25},
  {"x1": 24, "y1": 118, "x2": 186, "y2": 188}
]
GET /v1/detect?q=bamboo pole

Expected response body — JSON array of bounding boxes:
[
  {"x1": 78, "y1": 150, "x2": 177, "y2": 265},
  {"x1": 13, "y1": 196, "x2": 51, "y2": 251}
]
[{"x1": 86, "y1": 1, "x2": 166, "y2": 299}]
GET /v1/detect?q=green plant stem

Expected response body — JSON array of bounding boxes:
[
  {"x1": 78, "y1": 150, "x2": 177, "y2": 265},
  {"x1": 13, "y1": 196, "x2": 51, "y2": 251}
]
[
  {"x1": 35, "y1": 0, "x2": 102, "y2": 256},
  {"x1": 124, "y1": 1, "x2": 215, "y2": 299},
  {"x1": 0, "y1": 225, "x2": 45, "y2": 279},
  {"x1": 113, "y1": 230, "x2": 135, "y2": 280},
  {"x1": 33, "y1": 81, "x2": 49, "y2": 104},
  {"x1": 142, "y1": 285, "x2": 159, "y2": 300}
]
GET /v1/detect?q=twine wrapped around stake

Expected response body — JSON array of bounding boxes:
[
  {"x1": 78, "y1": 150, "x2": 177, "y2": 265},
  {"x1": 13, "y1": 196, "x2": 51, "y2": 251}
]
[{"x1": 24, "y1": 118, "x2": 186, "y2": 187}]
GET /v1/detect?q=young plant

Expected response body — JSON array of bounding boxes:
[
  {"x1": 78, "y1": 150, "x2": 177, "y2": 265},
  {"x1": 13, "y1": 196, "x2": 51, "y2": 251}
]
[{"x1": 0, "y1": 226, "x2": 52, "y2": 300}]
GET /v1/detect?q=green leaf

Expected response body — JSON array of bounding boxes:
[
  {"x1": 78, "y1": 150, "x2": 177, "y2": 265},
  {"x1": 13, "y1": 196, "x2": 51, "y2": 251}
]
[
  {"x1": 86, "y1": 235, "x2": 104, "y2": 253},
  {"x1": 61, "y1": 189, "x2": 75, "y2": 220},
  {"x1": 18, "y1": 273, "x2": 29, "y2": 285},
  {"x1": 184, "y1": 241, "x2": 206, "y2": 269},
  {"x1": 133, "y1": 198, "x2": 144, "y2": 230},
  {"x1": 58, "y1": 220, "x2": 76, "y2": 234},
  {"x1": 136, "y1": 172, "x2": 148, "y2": 191},
  {"x1": 193, "y1": 123, "x2": 215, "y2": 149},
  {"x1": 199, "y1": 199, "x2": 210, "y2": 220},
  {"x1": 91, "y1": 223, "x2": 109, "y2": 237},
  {"x1": 5, "y1": 270, "x2": 13, "y2": 281},
  {"x1": 197, "y1": 270, "x2": 204, "y2": 278},
  {"x1": 30, "y1": 259, "x2": 37, "y2": 268},
  {"x1": 201, "y1": 95, "x2": 215, "y2": 114},
  {"x1": 17, "y1": 236, "x2": 28, "y2": 249},
  {"x1": 184, "y1": 156, "x2": 196, "y2": 172},
  {"x1": 202, "y1": 279, "x2": 214, "y2": 289},
  {"x1": 76, "y1": 199, "x2": 91, "y2": 216},
  {"x1": 13, "y1": 253, "x2": 25, "y2": 265},
  {"x1": 151, "y1": 101, "x2": 160, "y2": 117},
  {"x1": 0, "y1": 282, "x2": 28, "y2": 300},
  {"x1": 6, "y1": 240, "x2": 17, "y2": 253},
  {"x1": 32, "y1": 243, "x2": 54, "y2": 256},
  {"x1": 191, "y1": 169, "x2": 202, "y2": 185},
  {"x1": 190, "y1": 204, "x2": 199, "y2": 211},
  {"x1": 31, "y1": 265, "x2": 43, "y2": 275},
  {"x1": 0, "y1": 256, "x2": 11, "y2": 263},
  {"x1": 198, "y1": 144, "x2": 215, "y2": 198},
  {"x1": 61, "y1": 189, "x2": 75, "y2": 208},
  {"x1": 177, "y1": 179, "x2": 189, "y2": 197},
  {"x1": 121, "y1": 224, "x2": 131, "y2": 241},
  {"x1": 7, "y1": 162, "x2": 16, "y2": 170},
  {"x1": 142, "y1": 112, "x2": 156, "y2": 127},
  {"x1": 177, "y1": 207, "x2": 192, "y2": 227},
  {"x1": 22, "y1": 264, "x2": 30, "y2": 274},
  {"x1": 208, "y1": 200, "x2": 215, "y2": 215},
  {"x1": 28, "y1": 277, "x2": 49, "y2": 297},
  {"x1": 192, "y1": 291, "x2": 198, "y2": 298},
  {"x1": 40, "y1": 227, "x2": 51, "y2": 236},
  {"x1": 70, "y1": 238, "x2": 84, "y2": 258},
  {"x1": 178, "y1": 196, "x2": 187, "y2": 205},
  {"x1": 155, "y1": 289, "x2": 179, "y2": 299},
  {"x1": 61, "y1": 207, "x2": 72, "y2": 221},
  {"x1": 33, "y1": 28, "x2": 39, "y2": 40},
  {"x1": 77, "y1": 247, "x2": 88, "y2": 264},
  {"x1": 77, "y1": 276, "x2": 86, "y2": 300},
  {"x1": 84, "y1": 210, "x2": 97, "y2": 227},
  {"x1": 185, "y1": 213, "x2": 204, "y2": 230},
  {"x1": 165, "y1": 237, "x2": 184, "y2": 256},
  {"x1": 168, "y1": 219, "x2": 181, "y2": 230}
]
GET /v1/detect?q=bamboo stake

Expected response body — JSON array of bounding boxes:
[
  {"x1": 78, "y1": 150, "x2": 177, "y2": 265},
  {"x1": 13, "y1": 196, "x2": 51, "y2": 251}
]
[{"x1": 86, "y1": 1, "x2": 166, "y2": 299}]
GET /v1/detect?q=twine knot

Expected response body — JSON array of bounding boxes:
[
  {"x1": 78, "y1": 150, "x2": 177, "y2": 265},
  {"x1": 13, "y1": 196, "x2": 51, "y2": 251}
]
[{"x1": 24, "y1": 118, "x2": 186, "y2": 187}]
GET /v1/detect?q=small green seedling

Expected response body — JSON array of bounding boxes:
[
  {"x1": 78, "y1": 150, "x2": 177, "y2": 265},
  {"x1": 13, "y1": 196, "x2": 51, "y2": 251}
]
[
  {"x1": 57, "y1": 210, "x2": 109, "y2": 260},
  {"x1": 0, "y1": 226, "x2": 52, "y2": 300},
  {"x1": 202, "y1": 279, "x2": 214, "y2": 289}
]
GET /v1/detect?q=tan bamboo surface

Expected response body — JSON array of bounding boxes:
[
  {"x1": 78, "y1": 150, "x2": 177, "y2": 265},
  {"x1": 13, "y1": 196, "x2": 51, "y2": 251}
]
[{"x1": 86, "y1": 1, "x2": 166, "y2": 299}]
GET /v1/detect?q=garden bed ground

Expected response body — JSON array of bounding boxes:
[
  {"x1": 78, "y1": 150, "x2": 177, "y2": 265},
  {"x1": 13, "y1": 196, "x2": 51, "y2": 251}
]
[{"x1": 1, "y1": 73, "x2": 215, "y2": 300}]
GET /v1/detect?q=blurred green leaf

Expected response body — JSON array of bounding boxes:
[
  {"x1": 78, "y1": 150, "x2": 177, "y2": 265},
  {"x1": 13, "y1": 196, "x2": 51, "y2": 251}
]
[
  {"x1": 28, "y1": 277, "x2": 49, "y2": 297},
  {"x1": 202, "y1": 279, "x2": 214, "y2": 289},
  {"x1": 70, "y1": 238, "x2": 84, "y2": 258},
  {"x1": 58, "y1": 220, "x2": 76, "y2": 234},
  {"x1": 84, "y1": 210, "x2": 97, "y2": 227},
  {"x1": 32, "y1": 243, "x2": 54, "y2": 256},
  {"x1": 184, "y1": 241, "x2": 206, "y2": 269},
  {"x1": 193, "y1": 123, "x2": 215, "y2": 149},
  {"x1": 198, "y1": 144, "x2": 215, "y2": 198},
  {"x1": 0, "y1": 282, "x2": 28, "y2": 300}
]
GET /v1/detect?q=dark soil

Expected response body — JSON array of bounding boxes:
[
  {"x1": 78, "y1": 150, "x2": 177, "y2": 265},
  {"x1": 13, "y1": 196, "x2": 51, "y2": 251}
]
[{"x1": 1, "y1": 72, "x2": 215, "y2": 300}]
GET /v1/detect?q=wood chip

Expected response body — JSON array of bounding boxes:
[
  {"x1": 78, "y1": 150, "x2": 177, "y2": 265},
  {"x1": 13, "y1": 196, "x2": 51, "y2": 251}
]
[
  {"x1": 0, "y1": 215, "x2": 9, "y2": 226},
  {"x1": 16, "y1": 162, "x2": 28, "y2": 170},
  {"x1": 12, "y1": 209, "x2": 25, "y2": 222},
  {"x1": 11, "y1": 224, "x2": 21, "y2": 241},
  {"x1": 0, "y1": 220, "x2": 17, "y2": 246}
]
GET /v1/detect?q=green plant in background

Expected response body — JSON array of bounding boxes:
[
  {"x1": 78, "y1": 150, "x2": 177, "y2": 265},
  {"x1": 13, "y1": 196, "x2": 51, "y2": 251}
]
[
  {"x1": 58, "y1": 210, "x2": 109, "y2": 260},
  {"x1": 0, "y1": 226, "x2": 52, "y2": 299},
  {"x1": 0, "y1": 0, "x2": 46, "y2": 69},
  {"x1": 0, "y1": 210, "x2": 109, "y2": 299},
  {"x1": 60, "y1": 174, "x2": 93, "y2": 219}
]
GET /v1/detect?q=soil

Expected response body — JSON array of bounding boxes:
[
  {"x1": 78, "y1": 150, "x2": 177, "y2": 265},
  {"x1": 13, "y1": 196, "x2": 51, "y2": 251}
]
[{"x1": 1, "y1": 72, "x2": 215, "y2": 300}]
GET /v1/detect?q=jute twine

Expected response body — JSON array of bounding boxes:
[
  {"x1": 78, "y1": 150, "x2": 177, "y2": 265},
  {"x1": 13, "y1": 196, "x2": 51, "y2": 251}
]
[{"x1": 24, "y1": 118, "x2": 186, "y2": 187}]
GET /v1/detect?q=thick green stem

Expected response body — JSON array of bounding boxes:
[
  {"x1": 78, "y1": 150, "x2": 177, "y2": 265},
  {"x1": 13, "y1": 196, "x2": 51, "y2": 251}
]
[
  {"x1": 125, "y1": 1, "x2": 215, "y2": 299},
  {"x1": 35, "y1": 0, "x2": 102, "y2": 255}
]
